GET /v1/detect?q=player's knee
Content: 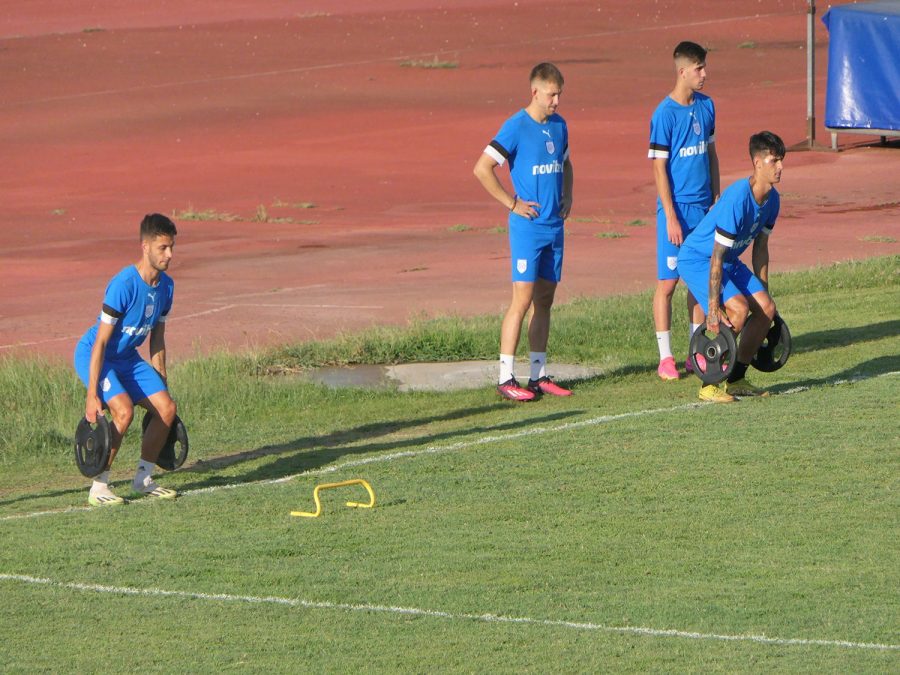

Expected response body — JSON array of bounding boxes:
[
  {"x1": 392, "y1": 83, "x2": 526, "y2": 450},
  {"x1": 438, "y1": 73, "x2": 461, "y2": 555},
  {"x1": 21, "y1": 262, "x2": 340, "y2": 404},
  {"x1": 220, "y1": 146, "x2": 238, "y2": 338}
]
[
  {"x1": 156, "y1": 397, "x2": 177, "y2": 426},
  {"x1": 654, "y1": 280, "x2": 677, "y2": 300},
  {"x1": 505, "y1": 298, "x2": 531, "y2": 321},
  {"x1": 533, "y1": 289, "x2": 555, "y2": 311},
  {"x1": 727, "y1": 300, "x2": 750, "y2": 331},
  {"x1": 109, "y1": 404, "x2": 134, "y2": 431}
]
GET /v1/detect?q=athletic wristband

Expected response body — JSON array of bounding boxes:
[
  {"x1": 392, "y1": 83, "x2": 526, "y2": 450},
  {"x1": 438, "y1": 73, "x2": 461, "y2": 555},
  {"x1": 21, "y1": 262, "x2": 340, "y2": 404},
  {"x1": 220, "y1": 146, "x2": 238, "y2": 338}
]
[{"x1": 510, "y1": 195, "x2": 518, "y2": 212}]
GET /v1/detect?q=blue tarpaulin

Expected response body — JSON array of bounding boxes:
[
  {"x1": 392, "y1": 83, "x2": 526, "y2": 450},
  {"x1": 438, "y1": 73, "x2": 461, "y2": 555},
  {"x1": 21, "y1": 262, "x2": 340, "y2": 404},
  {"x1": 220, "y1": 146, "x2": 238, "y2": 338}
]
[{"x1": 822, "y1": 1, "x2": 900, "y2": 131}]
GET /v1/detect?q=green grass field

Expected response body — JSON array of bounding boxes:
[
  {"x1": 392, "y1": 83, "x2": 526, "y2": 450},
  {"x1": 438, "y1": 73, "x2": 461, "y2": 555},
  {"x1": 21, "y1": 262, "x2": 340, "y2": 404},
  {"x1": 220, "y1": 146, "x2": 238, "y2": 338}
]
[{"x1": 1, "y1": 257, "x2": 898, "y2": 671}]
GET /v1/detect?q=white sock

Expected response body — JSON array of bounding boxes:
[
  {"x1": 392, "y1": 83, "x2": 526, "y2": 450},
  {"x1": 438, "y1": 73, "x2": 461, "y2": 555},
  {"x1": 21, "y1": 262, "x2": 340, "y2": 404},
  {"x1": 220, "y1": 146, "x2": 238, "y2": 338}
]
[
  {"x1": 499, "y1": 354, "x2": 515, "y2": 384},
  {"x1": 133, "y1": 461, "x2": 156, "y2": 489},
  {"x1": 656, "y1": 331, "x2": 673, "y2": 360},
  {"x1": 90, "y1": 470, "x2": 110, "y2": 494},
  {"x1": 529, "y1": 352, "x2": 547, "y2": 381}
]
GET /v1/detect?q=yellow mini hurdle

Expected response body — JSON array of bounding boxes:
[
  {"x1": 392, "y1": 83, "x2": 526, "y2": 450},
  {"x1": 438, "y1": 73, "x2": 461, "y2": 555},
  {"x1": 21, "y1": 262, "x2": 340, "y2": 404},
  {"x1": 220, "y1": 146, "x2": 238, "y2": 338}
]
[{"x1": 290, "y1": 479, "x2": 376, "y2": 518}]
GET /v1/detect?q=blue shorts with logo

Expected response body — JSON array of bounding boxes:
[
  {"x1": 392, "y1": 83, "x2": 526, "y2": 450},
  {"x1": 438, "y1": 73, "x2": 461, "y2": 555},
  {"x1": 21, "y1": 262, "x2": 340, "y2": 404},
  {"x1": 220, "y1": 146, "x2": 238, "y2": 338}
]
[
  {"x1": 74, "y1": 341, "x2": 167, "y2": 406},
  {"x1": 656, "y1": 202, "x2": 708, "y2": 280},
  {"x1": 509, "y1": 222, "x2": 564, "y2": 283},
  {"x1": 676, "y1": 255, "x2": 767, "y2": 317}
]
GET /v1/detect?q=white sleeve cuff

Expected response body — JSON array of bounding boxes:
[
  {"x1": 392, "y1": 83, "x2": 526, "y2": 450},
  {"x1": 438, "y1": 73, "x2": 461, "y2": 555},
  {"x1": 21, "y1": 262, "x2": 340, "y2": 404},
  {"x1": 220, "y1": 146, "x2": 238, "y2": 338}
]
[{"x1": 483, "y1": 145, "x2": 506, "y2": 165}]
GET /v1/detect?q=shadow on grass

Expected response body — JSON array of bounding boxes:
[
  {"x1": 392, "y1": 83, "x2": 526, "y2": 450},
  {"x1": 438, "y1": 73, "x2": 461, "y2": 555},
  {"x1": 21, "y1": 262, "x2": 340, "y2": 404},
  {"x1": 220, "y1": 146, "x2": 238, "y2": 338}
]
[
  {"x1": 0, "y1": 399, "x2": 587, "y2": 510},
  {"x1": 178, "y1": 404, "x2": 585, "y2": 490},
  {"x1": 0, "y1": 404, "x2": 504, "y2": 508},
  {"x1": 769, "y1": 354, "x2": 900, "y2": 395},
  {"x1": 791, "y1": 319, "x2": 900, "y2": 354}
]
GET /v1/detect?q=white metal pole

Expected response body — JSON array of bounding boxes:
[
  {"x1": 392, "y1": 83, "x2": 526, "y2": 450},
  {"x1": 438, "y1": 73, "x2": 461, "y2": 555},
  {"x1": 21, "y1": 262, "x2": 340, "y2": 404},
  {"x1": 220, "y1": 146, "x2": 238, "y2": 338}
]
[{"x1": 807, "y1": 0, "x2": 816, "y2": 147}]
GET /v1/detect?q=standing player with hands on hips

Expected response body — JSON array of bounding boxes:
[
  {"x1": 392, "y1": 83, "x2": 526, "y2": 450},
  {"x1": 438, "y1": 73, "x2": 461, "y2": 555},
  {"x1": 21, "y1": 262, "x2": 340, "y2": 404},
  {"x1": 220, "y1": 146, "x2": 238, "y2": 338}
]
[
  {"x1": 474, "y1": 62, "x2": 574, "y2": 402},
  {"x1": 74, "y1": 214, "x2": 180, "y2": 506},
  {"x1": 648, "y1": 41, "x2": 720, "y2": 381},
  {"x1": 677, "y1": 131, "x2": 786, "y2": 403}
]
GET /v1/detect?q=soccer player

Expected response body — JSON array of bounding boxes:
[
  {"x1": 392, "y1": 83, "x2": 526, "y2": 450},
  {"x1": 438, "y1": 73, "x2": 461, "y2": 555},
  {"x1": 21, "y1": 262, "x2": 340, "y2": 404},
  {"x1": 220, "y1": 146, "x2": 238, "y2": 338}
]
[
  {"x1": 677, "y1": 131, "x2": 785, "y2": 403},
  {"x1": 474, "y1": 62, "x2": 574, "y2": 401},
  {"x1": 74, "y1": 213, "x2": 180, "y2": 505},
  {"x1": 648, "y1": 41, "x2": 720, "y2": 380}
]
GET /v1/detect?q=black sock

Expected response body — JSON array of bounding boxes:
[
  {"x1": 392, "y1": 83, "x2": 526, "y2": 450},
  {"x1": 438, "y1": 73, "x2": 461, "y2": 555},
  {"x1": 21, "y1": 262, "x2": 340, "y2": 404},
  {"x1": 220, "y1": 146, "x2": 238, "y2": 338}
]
[{"x1": 727, "y1": 361, "x2": 749, "y2": 383}]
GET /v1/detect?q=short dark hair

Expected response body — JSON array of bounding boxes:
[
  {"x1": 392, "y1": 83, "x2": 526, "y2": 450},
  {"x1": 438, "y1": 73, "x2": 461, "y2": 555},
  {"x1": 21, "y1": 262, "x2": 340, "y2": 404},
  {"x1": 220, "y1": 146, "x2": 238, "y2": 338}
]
[
  {"x1": 530, "y1": 62, "x2": 564, "y2": 87},
  {"x1": 749, "y1": 131, "x2": 786, "y2": 160},
  {"x1": 140, "y1": 213, "x2": 177, "y2": 240},
  {"x1": 673, "y1": 41, "x2": 707, "y2": 64}
]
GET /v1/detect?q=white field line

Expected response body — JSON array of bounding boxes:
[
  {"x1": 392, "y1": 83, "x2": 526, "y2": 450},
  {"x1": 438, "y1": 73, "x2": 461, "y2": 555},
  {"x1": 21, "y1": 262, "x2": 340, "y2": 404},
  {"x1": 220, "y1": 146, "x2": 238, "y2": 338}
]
[
  {"x1": 0, "y1": 306, "x2": 239, "y2": 350},
  {"x1": 2, "y1": 371, "x2": 897, "y2": 524},
  {"x1": 210, "y1": 284, "x2": 328, "y2": 300},
  {"x1": 0, "y1": 334, "x2": 82, "y2": 350},
  {"x1": 0, "y1": 573, "x2": 896, "y2": 652},
  {"x1": 6, "y1": 12, "x2": 795, "y2": 108},
  {"x1": 0, "y1": 302, "x2": 382, "y2": 350},
  {"x1": 252, "y1": 303, "x2": 384, "y2": 309}
]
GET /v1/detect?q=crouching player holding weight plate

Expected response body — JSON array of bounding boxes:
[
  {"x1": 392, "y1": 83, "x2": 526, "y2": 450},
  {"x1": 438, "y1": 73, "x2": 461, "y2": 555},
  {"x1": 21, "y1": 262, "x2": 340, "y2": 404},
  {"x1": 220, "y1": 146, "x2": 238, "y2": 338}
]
[
  {"x1": 74, "y1": 213, "x2": 180, "y2": 506},
  {"x1": 678, "y1": 131, "x2": 786, "y2": 403}
]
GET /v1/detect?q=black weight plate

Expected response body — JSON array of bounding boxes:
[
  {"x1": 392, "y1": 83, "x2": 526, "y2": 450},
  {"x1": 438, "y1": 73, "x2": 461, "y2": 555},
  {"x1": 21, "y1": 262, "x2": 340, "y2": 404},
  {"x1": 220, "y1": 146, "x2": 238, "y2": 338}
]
[
  {"x1": 689, "y1": 324, "x2": 738, "y2": 385},
  {"x1": 74, "y1": 415, "x2": 112, "y2": 478},
  {"x1": 142, "y1": 411, "x2": 189, "y2": 471},
  {"x1": 752, "y1": 314, "x2": 792, "y2": 372}
]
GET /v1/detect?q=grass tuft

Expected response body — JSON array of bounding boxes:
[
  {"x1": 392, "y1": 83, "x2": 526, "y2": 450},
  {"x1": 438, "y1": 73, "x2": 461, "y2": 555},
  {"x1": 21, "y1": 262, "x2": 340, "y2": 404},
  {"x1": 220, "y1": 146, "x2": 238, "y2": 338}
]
[
  {"x1": 173, "y1": 206, "x2": 242, "y2": 222},
  {"x1": 400, "y1": 55, "x2": 459, "y2": 69},
  {"x1": 571, "y1": 215, "x2": 614, "y2": 225},
  {"x1": 271, "y1": 198, "x2": 316, "y2": 209}
]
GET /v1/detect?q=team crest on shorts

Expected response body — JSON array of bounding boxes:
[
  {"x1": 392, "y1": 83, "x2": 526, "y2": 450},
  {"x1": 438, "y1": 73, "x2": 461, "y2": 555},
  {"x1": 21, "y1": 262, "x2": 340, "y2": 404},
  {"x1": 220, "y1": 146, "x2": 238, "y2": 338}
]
[
  {"x1": 517, "y1": 259, "x2": 528, "y2": 274},
  {"x1": 102, "y1": 377, "x2": 111, "y2": 392},
  {"x1": 545, "y1": 140, "x2": 555, "y2": 154},
  {"x1": 667, "y1": 256, "x2": 678, "y2": 271}
]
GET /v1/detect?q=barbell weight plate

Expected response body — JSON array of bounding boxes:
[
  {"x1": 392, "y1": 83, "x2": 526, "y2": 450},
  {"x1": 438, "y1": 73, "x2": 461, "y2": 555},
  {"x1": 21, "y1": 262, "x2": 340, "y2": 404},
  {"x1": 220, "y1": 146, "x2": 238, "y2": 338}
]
[
  {"x1": 751, "y1": 313, "x2": 792, "y2": 373},
  {"x1": 172, "y1": 416, "x2": 189, "y2": 469},
  {"x1": 689, "y1": 324, "x2": 738, "y2": 385},
  {"x1": 74, "y1": 415, "x2": 112, "y2": 478},
  {"x1": 142, "y1": 411, "x2": 189, "y2": 471}
]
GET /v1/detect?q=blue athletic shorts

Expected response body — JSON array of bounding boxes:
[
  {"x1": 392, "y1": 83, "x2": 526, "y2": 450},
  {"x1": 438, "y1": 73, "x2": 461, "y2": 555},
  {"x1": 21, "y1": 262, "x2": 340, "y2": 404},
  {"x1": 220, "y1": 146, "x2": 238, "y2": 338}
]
[
  {"x1": 509, "y1": 223, "x2": 564, "y2": 283},
  {"x1": 656, "y1": 202, "x2": 708, "y2": 280},
  {"x1": 74, "y1": 342, "x2": 167, "y2": 405},
  {"x1": 676, "y1": 256, "x2": 767, "y2": 317}
]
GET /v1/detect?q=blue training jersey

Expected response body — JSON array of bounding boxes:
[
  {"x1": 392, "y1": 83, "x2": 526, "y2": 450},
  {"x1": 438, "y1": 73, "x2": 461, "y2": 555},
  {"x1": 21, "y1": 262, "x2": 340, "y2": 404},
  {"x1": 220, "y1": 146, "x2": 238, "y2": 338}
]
[
  {"x1": 483, "y1": 109, "x2": 569, "y2": 228},
  {"x1": 79, "y1": 265, "x2": 174, "y2": 358},
  {"x1": 647, "y1": 92, "x2": 715, "y2": 206},
  {"x1": 679, "y1": 179, "x2": 780, "y2": 263}
]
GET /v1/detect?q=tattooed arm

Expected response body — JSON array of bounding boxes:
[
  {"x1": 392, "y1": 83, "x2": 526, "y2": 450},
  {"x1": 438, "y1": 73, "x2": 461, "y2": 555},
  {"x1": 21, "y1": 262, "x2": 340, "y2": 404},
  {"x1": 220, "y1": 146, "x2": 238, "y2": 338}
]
[{"x1": 707, "y1": 241, "x2": 728, "y2": 333}]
